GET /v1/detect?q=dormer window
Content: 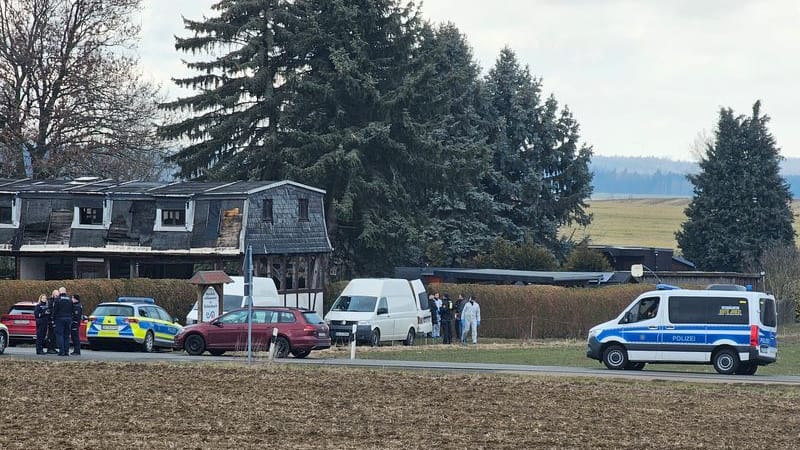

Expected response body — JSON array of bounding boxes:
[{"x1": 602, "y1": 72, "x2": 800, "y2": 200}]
[
  {"x1": 162, "y1": 209, "x2": 186, "y2": 226},
  {"x1": 0, "y1": 206, "x2": 11, "y2": 224},
  {"x1": 298, "y1": 198, "x2": 309, "y2": 221},
  {"x1": 79, "y1": 207, "x2": 103, "y2": 225}
]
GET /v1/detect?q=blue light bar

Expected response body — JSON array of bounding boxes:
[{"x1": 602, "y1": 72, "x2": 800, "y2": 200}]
[
  {"x1": 656, "y1": 283, "x2": 681, "y2": 290},
  {"x1": 117, "y1": 296, "x2": 155, "y2": 304}
]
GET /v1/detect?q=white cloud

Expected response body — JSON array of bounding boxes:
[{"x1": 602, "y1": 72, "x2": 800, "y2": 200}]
[{"x1": 137, "y1": 0, "x2": 800, "y2": 159}]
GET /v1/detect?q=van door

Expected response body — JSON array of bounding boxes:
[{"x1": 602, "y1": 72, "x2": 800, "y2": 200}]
[
  {"x1": 620, "y1": 296, "x2": 663, "y2": 362},
  {"x1": 661, "y1": 296, "x2": 711, "y2": 362},
  {"x1": 374, "y1": 297, "x2": 394, "y2": 341}
]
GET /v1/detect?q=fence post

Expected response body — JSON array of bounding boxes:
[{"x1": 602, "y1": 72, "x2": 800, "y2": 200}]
[
  {"x1": 350, "y1": 324, "x2": 357, "y2": 359},
  {"x1": 268, "y1": 327, "x2": 278, "y2": 362}
]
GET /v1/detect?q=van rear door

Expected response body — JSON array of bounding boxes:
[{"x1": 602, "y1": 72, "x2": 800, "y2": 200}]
[{"x1": 410, "y1": 280, "x2": 432, "y2": 334}]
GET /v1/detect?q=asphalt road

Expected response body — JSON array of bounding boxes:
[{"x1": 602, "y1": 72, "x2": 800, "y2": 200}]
[{"x1": 5, "y1": 345, "x2": 800, "y2": 385}]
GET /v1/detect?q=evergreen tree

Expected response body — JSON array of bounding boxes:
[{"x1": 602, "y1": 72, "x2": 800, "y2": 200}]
[
  {"x1": 676, "y1": 101, "x2": 795, "y2": 271},
  {"x1": 483, "y1": 48, "x2": 592, "y2": 251},
  {"x1": 562, "y1": 240, "x2": 612, "y2": 272}
]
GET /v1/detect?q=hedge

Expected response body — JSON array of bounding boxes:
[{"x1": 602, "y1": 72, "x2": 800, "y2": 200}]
[
  {"x1": 429, "y1": 283, "x2": 656, "y2": 339},
  {"x1": 0, "y1": 279, "x2": 197, "y2": 324}
]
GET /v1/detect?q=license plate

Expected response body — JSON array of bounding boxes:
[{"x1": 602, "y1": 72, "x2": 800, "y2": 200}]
[
  {"x1": 335, "y1": 332, "x2": 350, "y2": 337},
  {"x1": 14, "y1": 319, "x2": 29, "y2": 324},
  {"x1": 318, "y1": 332, "x2": 327, "y2": 337},
  {"x1": 102, "y1": 325, "x2": 118, "y2": 331}
]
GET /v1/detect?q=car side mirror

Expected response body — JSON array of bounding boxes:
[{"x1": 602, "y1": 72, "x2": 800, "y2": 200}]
[
  {"x1": 377, "y1": 307, "x2": 388, "y2": 315},
  {"x1": 621, "y1": 310, "x2": 634, "y2": 324},
  {"x1": 173, "y1": 317, "x2": 179, "y2": 324},
  {"x1": 211, "y1": 319, "x2": 222, "y2": 327}
]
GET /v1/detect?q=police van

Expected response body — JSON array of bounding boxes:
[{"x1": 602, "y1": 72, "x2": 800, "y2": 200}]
[{"x1": 586, "y1": 285, "x2": 778, "y2": 375}]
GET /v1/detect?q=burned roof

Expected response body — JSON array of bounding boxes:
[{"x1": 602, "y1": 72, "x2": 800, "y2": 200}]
[{"x1": 0, "y1": 179, "x2": 322, "y2": 197}]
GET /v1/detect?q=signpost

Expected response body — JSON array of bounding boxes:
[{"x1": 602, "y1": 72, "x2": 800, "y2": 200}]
[
  {"x1": 201, "y1": 286, "x2": 220, "y2": 322},
  {"x1": 244, "y1": 245, "x2": 254, "y2": 365}
]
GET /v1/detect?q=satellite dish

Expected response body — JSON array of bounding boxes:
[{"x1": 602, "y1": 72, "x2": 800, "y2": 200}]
[{"x1": 631, "y1": 264, "x2": 644, "y2": 278}]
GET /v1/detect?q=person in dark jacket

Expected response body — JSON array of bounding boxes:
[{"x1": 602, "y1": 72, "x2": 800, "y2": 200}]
[
  {"x1": 439, "y1": 294, "x2": 454, "y2": 344},
  {"x1": 46, "y1": 289, "x2": 59, "y2": 354},
  {"x1": 34, "y1": 294, "x2": 50, "y2": 355},
  {"x1": 454, "y1": 294, "x2": 466, "y2": 342},
  {"x1": 70, "y1": 294, "x2": 83, "y2": 355},
  {"x1": 52, "y1": 288, "x2": 74, "y2": 356}
]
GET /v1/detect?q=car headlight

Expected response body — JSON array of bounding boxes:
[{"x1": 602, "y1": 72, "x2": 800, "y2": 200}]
[{"x1": 357, "y1": 321, "x2": 371, "y2": 326}]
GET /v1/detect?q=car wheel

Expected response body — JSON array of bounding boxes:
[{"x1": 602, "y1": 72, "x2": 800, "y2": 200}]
[
  {"x1": 734, "y1": 362, "x2": 758, "y2": 375},
  {"x1": 625, "y1": 361, "x2": 646, "y2": 371},
  {"x1": 274, "y1": 336, "x2": 290, "y2": 358},
  {"x1": 89, "y1": 340, "x2": 100, "y2": 351},
  {"x1": 602, "y1": 344, "x2": 628, "y2": 370},
  {"x1": 712, "y1": 348, "x2": 739, "y2": 375},
  {"x1": 209, "y1": 349, "x2": 225, "y2": 357},
  {"x1": 141, "y1": 331, "x2": 155, "y2": 353},
  {"x1": 184, "y1": 334, "x2": 206, "y2": 356},
  {"x1": 291, "y1": 349, "x2": 311, "y2": 359},
  {"x1": 0, "y1": 331, "x2": 6, "y2": 354},
  {"x1": 403, "y1": 328, "x2": 415, "y2": 346},
  {"x1": 370, "y1": 329, "x2": 380, "y2": 347}
]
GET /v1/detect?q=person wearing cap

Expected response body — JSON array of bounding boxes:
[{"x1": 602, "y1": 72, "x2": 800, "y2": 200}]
[
  {"x1": 70, "y1": 294, "x2": 84, "y2": 355},
  {"x1": 461, "y1": 296, "x2": 481, "y2": 344}
]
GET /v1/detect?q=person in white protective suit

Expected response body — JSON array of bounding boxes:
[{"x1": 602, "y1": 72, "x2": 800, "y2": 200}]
[{"x1": 460, "y1": 296, "x2": 481, "y2": 344}]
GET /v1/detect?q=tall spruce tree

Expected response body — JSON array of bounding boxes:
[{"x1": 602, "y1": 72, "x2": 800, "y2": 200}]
[
  {"x1": 483, "y1": 48, "x2": 592, "y2": 252},
  {"x1": 677, "y1": 101, "x2": 794, "y2": 271}
]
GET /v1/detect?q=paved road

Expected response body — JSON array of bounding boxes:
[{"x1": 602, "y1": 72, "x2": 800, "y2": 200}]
[{"x1": 5, "y1": 346, "x2": 800, "y2": 386}]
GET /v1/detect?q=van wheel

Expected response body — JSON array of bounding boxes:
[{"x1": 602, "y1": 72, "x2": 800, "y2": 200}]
[
  {"x1": 734, "y1": 362, "x2": 758, "y2": 375},
  {"x1": 370, "y1": 329, "x2": 380, "y2": 347},
  {"x1": 403, "y1": 328, "x2": 415, "y2": 346},
  {"x1": 602, "y1": 345, "x2": 628, "y2": 370},
  {"x1": 712, "y1": 348, "x2": 739, "y2": 375},
  {"x1": 625, "y1": 362, "x2": 645, "y2": 371}
]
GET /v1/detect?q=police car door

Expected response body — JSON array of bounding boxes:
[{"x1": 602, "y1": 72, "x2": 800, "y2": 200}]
[{"x1": 621, "y1": 296, "x2": 663, "y2": 362}]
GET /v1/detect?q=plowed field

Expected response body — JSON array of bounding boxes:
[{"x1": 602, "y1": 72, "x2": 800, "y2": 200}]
[{"x1": 1, "y1": 359, "x2": 799, "y2": 449}]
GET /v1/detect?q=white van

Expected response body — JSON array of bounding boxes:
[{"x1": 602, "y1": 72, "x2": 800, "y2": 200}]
[
  {"x1": 586, "y1": 286, "x2": 778, "y2": 375},
  {"x1": 325, "y1": 278, "x2": 432, "y2": 346},
  {"x1": 185, "y1": 276, "x2": 280, "y2": 324}
]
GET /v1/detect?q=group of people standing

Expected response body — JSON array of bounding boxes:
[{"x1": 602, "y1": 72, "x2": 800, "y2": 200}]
[
  {"x1": 428, "y1": 292, "x2": 481, "y2": 344},
  {"x1": 33, "y1": 287, "x2": 84, "y2": 356}
]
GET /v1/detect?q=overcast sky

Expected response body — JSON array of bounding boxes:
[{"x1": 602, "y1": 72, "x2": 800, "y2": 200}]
[{"x1": 138, "y1": 0, "x2": 800, "y2": 161}]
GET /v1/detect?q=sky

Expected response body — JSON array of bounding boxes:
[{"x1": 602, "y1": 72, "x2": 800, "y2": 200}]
[{"x1": 138, "y1": 0, "x2": 800, "y2": 161}]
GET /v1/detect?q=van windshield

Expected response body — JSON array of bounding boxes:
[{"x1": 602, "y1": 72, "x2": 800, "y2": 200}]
[{"x1": 331, "y1": 296, "x2": 377, "y2": 312}]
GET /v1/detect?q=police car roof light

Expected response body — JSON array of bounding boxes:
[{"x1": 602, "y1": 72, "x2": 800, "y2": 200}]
[
  {"x1": 656, "y1": 283, "x2": 681, "y2": 290},
  {"x1": 117, "y1": 296, "x2": 155, "y2": 304}
]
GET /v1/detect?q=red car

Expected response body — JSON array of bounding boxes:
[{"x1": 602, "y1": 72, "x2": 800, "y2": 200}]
[
  {"x1": 174, "y1": 307, "x2": 330, "y2": 358},
  {"x1": 0, "y1": 301, "x2": 88, "y2": 347}
]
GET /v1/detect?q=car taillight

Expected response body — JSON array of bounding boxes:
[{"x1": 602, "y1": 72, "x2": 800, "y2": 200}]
[
  {"x1": 750, "y1": 325, "x2": 759, "y2": 347},
  {"x1": 125, "y1": 318, "x2": 139, "y2": 324},
  {"x1": 303, "y1": 325, "x2": 317, "y2": 335}
]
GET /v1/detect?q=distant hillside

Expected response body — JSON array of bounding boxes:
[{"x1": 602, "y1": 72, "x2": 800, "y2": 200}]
[{"x1": 592, "y1": 156, "x2": 800, "y2": 198}]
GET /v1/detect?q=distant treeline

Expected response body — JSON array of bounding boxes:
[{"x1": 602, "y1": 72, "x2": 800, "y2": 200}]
[{"x1": 593, "y1": 156, "x2": 800, "y2": 198}]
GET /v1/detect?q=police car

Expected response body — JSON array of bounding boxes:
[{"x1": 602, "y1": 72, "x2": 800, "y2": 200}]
[
  {"x1": 86, "y1": 297, "x2": 182, "y2": 352},
  {"x1": 0, "y1": 322, "x2": 7, "y2": 354}
]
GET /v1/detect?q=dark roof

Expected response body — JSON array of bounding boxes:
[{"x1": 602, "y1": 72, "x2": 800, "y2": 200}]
[
  {"x1": 0, "y1": 179, "x2": 323, "y2": 197},
  {"x1": 433, "y1": 268, "x2": 609, "y2": 285},
  {"x1": 671, "y1": 255, "x2": 696, "y2": 269}
]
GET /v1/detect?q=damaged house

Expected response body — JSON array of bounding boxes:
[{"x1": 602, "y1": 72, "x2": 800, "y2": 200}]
[{"x1": 0, "y1": 178, "x2": 332, "y2": 302}]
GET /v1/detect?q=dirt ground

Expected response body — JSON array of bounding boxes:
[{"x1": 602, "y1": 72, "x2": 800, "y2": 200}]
[{"x1": 1, "y1": 359, "x2": 799, "y2": 449}]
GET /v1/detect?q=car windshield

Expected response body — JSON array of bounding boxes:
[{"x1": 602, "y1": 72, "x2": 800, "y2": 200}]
[
  {"x1": 9, "y1": 306, "x2": 34, "y2": 315},
  {"x1": 330, "y1": 296, "x2": 377, "y2": 312},
  {"x1": 92, "y1": 305, "x2": 135, "y2": 316},
  {"x1": 302, "y1": 312, "x2": 324, "y2": 324}
]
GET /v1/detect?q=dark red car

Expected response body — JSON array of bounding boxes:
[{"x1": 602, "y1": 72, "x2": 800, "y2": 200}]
[
  {"x1": 0, "y1": 301, "x2": 88, "y2": 346},
  {"x1": 174, "y1": 307, "x2": 330, "y2": 358}
]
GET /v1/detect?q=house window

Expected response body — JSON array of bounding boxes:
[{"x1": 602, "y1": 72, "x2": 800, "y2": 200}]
[
  {"x1": 298, "y1": 198, "x2": 309, "y2": 221},
  {"x1": 79, "y1": 207, "x2": 103, "y2": 225},
  {"x1": 162, "y1": 209, "x2": 185, "y2": 226},
  {"x1": 0, "y1": 206, "x2": 11, "y2": 224},
  {"x1": 263, "y1": 199, "x2": 273, "y2": 222}
]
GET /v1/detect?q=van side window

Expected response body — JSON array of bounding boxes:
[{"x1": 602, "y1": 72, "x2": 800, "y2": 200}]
[
  {"x1": 759, "y1": 298, "x2": 776, "y2": 327},
  {"x1": 623, "y1": 297, "x2": 659, "y2": 323},
  {"x1": 377, "y1": 297, "x2": 388, "y2": 314},
  {"x1": 668, "y1": 296, "x2": 749, "y2": 324}
]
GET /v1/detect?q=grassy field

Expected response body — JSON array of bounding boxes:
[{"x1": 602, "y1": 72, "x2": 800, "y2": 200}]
[
  {"x1": 335, "y1": 322, "x2": 800, "y2": 376},
  {"x1": 561, "y1": 198, "x2": 800, "y2": 249},
  {"x1": 2, "y1": 359, "x2": 800, "y2": 448}
]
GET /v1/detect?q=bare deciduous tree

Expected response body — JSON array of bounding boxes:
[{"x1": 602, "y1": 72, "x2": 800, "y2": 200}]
[{"x1": 0, "y1": 0, "x2": 169, "y2": 180}]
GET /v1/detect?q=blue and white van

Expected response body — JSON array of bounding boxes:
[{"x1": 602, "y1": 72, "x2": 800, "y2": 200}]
[{"x1": 586, "y1": 286, "x2": 778, "y2": 375}]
